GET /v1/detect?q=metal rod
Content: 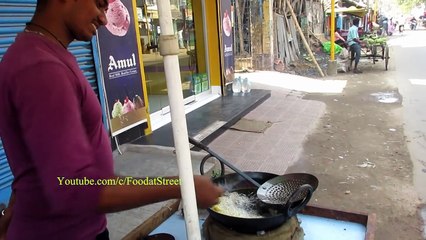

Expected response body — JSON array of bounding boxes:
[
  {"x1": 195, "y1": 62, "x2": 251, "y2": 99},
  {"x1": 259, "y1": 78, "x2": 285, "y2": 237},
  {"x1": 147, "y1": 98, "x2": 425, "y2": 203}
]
[
  {"x1": 189, "y1": 137, "x2": 261, "y2": 188},
  {"x1": 330, "y1": 0, "x2": 336, "y2": 61}
]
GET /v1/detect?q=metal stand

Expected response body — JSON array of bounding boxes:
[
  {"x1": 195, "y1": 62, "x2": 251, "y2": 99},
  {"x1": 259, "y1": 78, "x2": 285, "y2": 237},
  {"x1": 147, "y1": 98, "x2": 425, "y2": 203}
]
[{"x1": 114, "y1": 136, "x2": 122, "y2": 155}]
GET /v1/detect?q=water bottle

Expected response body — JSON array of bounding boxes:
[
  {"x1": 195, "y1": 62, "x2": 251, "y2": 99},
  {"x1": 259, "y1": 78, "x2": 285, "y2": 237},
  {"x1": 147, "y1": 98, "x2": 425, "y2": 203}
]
[
  {"x1": 232, "y1": 77, "x2": 242, "y2": 93},
  {"x1": 241, "y1": 77, "x2": 251, "y2": 93}
]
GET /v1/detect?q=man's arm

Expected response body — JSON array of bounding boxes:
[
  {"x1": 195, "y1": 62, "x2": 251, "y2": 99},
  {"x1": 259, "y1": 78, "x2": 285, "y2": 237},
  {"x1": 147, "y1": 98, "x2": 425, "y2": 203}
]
[{"x1": 97, "y1": 175, "x2": 223, "y2": 213}]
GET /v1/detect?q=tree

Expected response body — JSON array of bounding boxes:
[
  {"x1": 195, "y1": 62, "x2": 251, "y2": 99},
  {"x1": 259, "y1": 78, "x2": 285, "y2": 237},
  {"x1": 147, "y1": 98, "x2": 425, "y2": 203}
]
[{"x1": 397, "y1": 0, "x2": 425, "y2": 13}]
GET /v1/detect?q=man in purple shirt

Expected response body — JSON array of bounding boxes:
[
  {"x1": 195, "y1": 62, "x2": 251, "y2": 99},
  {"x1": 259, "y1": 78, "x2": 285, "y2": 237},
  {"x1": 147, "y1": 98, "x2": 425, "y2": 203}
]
[{"x1": 0, "y1": 0, "x2": 223, "y2": 239}]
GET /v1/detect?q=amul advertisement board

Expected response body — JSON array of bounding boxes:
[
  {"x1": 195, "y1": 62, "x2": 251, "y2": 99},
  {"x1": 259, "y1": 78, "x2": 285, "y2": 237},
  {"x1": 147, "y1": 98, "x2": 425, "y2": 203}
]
[
  {"x1": 220, "y1": 0, "x2": 234, "y2": 85},
  {"x1": 96, "y1": 0, "x2": 147, "y2": 136}
]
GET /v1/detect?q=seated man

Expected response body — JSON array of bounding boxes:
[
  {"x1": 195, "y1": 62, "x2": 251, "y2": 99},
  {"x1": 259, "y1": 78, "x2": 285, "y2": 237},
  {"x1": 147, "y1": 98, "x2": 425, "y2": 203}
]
[
  {"x1": 335, "y1": 28, "x2": 347, "y2": 48},
  {"x1": 347, "y1": 18, "x2": 363, "y2": 73}
]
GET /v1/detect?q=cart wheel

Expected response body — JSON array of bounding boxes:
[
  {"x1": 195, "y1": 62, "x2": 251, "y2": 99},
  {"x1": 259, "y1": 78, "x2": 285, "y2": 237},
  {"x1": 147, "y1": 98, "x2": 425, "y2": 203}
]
[{"x1": 384, "y1": 46, "x2": 389, "y2": 71}]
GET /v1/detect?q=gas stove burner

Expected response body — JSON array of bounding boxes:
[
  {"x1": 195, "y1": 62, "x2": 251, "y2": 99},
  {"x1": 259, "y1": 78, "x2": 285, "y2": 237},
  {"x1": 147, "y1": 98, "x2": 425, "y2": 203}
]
[{"x1": 203, "y1": 216, "x2": 304, "y2": 240}]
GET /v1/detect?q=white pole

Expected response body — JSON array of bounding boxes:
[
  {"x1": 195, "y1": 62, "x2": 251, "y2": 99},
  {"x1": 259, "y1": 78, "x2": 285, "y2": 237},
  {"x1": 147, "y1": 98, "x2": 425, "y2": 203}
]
[
  {"x1": 269, "y1": 0, "x2": 274, "y2": 70},
  {"x1": 156, "y1": 1, "x2": 201, "y2": 240}
]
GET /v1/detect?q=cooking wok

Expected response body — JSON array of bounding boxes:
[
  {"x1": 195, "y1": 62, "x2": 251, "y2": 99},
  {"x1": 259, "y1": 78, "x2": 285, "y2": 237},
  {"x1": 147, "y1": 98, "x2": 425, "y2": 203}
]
[{"x1": 208, "y1": 172, "x2": 317, "y2": 233}]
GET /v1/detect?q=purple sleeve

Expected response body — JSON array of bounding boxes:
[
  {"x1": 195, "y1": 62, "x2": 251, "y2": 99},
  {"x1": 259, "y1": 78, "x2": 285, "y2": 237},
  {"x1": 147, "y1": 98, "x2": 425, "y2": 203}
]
[{"x1": 12, "y1": 62, "x2": 103, "y2": 214}]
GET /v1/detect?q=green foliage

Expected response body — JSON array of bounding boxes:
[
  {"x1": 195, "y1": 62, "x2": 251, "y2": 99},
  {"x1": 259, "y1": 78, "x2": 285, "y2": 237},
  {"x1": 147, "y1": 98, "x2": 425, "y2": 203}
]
[{"x1": 397, "y1": 0, "x2": 425, "y2": 13}]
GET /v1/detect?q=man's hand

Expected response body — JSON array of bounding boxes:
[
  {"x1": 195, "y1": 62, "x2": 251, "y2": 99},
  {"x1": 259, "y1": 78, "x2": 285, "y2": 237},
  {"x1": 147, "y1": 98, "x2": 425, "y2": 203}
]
[
  {"x1": 0, "y1": 192, "x2": 15, "y2": 240},
  {"x1": 193, "y1": 175, "x2": 224, "y2": 209},
  {"x1": 0, "y1": 205, "x2": 12, "y2": 240}
]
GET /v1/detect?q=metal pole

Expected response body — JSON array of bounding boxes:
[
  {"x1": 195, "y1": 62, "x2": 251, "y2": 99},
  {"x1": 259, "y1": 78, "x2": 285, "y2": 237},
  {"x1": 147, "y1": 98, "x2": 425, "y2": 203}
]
[
  {"x1": 374, "y1": 0, "x2": 378, "y2": 22},
  {"x1": 330, "y1": 0, "x2": 335, "y2": 61},
  {"x1": 156, "y1": 1, "x2": 201, "y2": 239}
]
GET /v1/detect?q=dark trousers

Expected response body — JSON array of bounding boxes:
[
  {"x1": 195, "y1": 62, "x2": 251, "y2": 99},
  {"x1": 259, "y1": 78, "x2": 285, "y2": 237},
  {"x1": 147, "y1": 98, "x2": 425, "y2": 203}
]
[
  {"x1": 349, "y1": 43, "x2": 361, "y2": 65},
  {"x1": 96, "y1": 228, "x2": 109, "y2": 240},
  {"x1": 335, "y1": 39, "x2": 348, "y2": 48}
]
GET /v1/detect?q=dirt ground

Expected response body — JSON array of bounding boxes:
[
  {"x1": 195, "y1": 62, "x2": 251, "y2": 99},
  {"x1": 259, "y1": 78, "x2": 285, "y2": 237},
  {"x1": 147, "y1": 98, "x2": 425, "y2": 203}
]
[{"x1": 285, "y1": 62, "x2": 424, "y2": 239}]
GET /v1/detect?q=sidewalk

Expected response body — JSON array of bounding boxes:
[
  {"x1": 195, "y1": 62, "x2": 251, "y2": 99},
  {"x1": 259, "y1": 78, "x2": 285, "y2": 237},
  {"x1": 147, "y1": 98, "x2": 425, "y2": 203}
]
[
  {"x1": 107, "y1": 71, "x2": 340, "y2": 239},
  {"x1": 207, "y1": 72, "x2": 331, "y2": 175}
]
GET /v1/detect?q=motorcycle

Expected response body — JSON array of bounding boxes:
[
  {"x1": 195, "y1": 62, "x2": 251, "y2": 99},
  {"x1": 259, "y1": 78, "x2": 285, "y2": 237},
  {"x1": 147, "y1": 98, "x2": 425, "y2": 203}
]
[{"x1": 410, "y1": 19, "x2": 417, "y2": 30}]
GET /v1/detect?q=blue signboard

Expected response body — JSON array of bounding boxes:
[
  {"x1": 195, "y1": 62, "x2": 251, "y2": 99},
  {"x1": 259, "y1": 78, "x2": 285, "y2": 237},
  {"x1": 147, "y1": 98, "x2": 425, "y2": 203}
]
[
  {"x1": 96, "y1": 0, "x2": 148, "y2": 136},
  {"x1": 220, "y1": 0, "x2": 235, "y2": 85}
]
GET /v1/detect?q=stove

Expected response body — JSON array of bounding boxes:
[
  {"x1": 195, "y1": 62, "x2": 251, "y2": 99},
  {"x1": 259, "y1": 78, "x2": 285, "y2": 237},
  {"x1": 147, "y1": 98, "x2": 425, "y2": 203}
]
[{"x1": 202, "y1": 216, "x2": 304, "y2": 240}]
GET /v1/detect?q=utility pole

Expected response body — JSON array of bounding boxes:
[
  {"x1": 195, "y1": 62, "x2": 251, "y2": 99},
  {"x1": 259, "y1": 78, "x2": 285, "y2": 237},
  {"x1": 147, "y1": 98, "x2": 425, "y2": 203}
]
[{"x1": 327, "y1": 0, "x2": 337, "y2": 75}]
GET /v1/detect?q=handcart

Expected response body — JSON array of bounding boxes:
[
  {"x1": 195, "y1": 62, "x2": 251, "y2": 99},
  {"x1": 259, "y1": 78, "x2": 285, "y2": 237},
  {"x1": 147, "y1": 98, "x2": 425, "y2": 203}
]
[{"x1": 350, "y1": 34, "x2": 390, "y2": 71}]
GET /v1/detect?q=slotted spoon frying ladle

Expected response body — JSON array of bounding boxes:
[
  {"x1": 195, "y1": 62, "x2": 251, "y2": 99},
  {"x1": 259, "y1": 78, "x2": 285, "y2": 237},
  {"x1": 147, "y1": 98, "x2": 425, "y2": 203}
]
[{"x1": 189, "y1": 137, "x2": 316, "y2": 208}]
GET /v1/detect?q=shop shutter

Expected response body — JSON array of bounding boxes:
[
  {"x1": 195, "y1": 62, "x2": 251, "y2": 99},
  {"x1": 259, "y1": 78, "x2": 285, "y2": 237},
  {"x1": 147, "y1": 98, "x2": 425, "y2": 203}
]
[
  {"x1": 0, "y1": 139, "x2": 12, "y2": 205},
  {"x1": 0, "y1": 0, "x2": 100, "y2": 205}
]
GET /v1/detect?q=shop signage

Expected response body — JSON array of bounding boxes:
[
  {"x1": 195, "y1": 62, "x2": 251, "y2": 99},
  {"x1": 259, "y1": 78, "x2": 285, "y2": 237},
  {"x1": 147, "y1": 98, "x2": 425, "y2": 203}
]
[
  {"x1": 96, "y1": 0, "x2": 148, "y2": 136},
  {"x1": 220, "y1": 0, "x2": 235, "y2": 85}
]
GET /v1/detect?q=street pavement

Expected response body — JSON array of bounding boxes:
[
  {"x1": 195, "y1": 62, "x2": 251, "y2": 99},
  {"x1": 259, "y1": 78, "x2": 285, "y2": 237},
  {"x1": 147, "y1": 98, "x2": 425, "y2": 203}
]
[
  {"x1": 206, "y1": 76, "x2": 328, "y2": 175},
  {"x1": 106, "y1": 72, "x2": 345, "y2": 239}
]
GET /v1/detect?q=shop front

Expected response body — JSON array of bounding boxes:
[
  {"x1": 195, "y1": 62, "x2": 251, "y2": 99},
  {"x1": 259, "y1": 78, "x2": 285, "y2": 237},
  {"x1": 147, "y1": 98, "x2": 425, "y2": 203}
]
[{"x1": 135, "y1": 0, "x2": 223, "y2": 131}]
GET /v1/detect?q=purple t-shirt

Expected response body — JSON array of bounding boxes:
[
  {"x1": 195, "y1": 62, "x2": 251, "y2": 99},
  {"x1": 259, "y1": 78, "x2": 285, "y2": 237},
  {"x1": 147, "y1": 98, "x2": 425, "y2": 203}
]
[{"x1": 0, "y1": 32, "x2": 114, "y2": 239}]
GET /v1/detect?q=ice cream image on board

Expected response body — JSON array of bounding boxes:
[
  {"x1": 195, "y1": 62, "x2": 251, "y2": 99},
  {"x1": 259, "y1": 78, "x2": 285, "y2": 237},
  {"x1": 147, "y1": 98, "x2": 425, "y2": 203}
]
[
  {"x1": 105, "y1": 0, "x2": 131, "y2": 37},
  {"x1": 222, "y1": 10, "x2": 232, "y2": 37},
  {"x1": 133, "y1": 95, "x2": 145, "y2": 109},
  {"x1": 111, "y1": 99, "x2": 123, "y2": 118},
  {"x1": 122, "y1": 96, "x2": 135, "y2": 114}
]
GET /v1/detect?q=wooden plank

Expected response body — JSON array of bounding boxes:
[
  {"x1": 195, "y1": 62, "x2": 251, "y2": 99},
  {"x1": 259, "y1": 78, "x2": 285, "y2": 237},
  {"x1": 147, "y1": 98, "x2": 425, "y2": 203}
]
[
  {"x1": 277, "y1": 0, "x2": 282, "y2": 14},
  {"x1": 284, "y1": 17, "x2": 294, "y2": 64},
  {"x1": 283, "y1": 17, "x2": 294, "y2": 62},
  {"x1": 283, "y1": 16, "x2": 297, "y2": 62},
  {"x1": 273, "y1": 14, "x2": 280, "y2": 58},
  {"x1": 280, "y1": 16, "x2": 291, "y2": 64},
  {"x1": 282, "y1": 0, "x2": 286, "y2": 16},
  {"x1": 286, "y1": 0, "x2": 325, "y2": 77},
  {"x1": 290, "y1": 18, "x2": 300, "y2": 55},
  {"x1": 122, "y1": 200, "x2": 181, "y2": 240},
  {"x1": 276, "y1": 14, "x2": 287, "y2": 63}
]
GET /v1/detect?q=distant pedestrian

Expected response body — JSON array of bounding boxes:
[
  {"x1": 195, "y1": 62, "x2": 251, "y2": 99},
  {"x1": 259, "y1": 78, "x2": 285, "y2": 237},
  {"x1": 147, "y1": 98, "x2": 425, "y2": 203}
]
[
  {"x1": 335, "y1": 28, "x2": 348, "y2": 48},
  {"x1": 178, "y1": 28, "x2": 185, "y2": 49}
]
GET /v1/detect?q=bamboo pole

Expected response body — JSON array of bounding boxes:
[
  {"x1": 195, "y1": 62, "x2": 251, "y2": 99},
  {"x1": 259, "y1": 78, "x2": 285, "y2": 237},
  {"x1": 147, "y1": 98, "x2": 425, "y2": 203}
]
[
  {"x1": 286, "y1": 0, "x2": 325, "y2": 77},
  {"x1": 156, "y1": 1, "x2": 201, "y2": 239}
]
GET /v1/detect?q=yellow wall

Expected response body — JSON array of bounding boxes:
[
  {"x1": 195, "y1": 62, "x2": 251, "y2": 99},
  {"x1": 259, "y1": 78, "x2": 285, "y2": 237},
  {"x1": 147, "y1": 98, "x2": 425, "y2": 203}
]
[
  {"x1": 132, "y1": 0, "x2": 152, "y2": 134},
  {"x1": 201, "y1": 0, "x2": 221, "y2": 87},
  {"x1": 193, "y1": 0, "x2": 206, "y2": 74}
]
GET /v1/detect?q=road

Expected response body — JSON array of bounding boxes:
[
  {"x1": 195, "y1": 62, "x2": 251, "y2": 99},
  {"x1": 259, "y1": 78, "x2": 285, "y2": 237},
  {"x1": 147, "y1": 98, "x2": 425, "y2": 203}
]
[
  {"x1": 388, "y1": 29, "x2": 426, "y2": 204},
  {"x1": 284, "y1": 28, "x2": 426, "y2": 239},
  {"x1": 389, "y1": 29, "x2": 426, "y2": 238}
]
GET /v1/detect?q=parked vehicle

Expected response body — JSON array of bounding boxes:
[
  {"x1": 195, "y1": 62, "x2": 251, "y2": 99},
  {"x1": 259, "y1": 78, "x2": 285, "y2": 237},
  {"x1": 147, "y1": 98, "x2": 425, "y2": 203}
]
[
  {"x1": 420, "y1": 16, "x2": 426, "y2": 27},
  {"x1": 410, "y1": 18, "x2": 417, "y2": 30}
]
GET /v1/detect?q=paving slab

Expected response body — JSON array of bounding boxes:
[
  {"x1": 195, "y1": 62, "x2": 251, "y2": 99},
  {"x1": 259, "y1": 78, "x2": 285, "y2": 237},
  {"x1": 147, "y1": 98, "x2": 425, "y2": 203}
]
[{"x1": 207, "y1": 83, "x2": 326, "y2": 175}]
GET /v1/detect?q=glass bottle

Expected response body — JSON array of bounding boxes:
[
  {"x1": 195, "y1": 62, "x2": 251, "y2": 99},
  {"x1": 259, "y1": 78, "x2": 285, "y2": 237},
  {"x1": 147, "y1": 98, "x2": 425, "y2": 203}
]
[
  {"x1": 232, "y1": 77, "x2": 242, "y2": 93},
  {"x1": 241, "y1": 78, "x2": 251, "y2": 93}
]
